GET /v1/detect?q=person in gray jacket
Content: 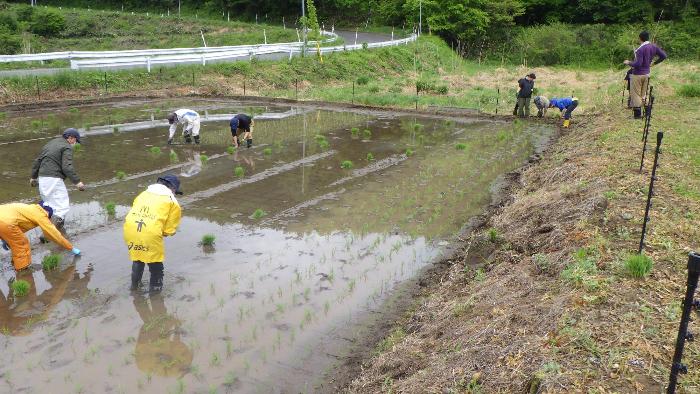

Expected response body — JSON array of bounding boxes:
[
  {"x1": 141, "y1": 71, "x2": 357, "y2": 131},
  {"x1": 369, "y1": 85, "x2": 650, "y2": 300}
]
[
  {"x1": 534, "y1": 96, "x2": 550, "y2": 117},
  {"x1": 30, "y1": 128, "x2": 85, "y2": 233}
]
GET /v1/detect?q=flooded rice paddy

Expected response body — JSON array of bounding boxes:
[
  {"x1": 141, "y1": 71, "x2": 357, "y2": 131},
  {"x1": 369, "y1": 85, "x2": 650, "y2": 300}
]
[{"x1": 0, "y1": 99, "x2": 554, "y2": 393}]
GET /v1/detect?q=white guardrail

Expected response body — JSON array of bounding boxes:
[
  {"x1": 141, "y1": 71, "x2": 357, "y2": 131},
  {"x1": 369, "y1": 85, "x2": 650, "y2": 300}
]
[{"x1": 0, "y1": 31, "x2": 417, "y2": 72}]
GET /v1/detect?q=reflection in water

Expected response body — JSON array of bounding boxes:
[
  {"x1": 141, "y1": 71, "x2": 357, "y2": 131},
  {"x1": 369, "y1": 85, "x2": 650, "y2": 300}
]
[
  {"x1": 133, "y1": 294, "x2": 193, "y2": 377},
  {"x1": 179, "y1": 148, "x2": 203, "y2": 178},
  {"x1": 0, "y1": 262, "x2": 91, "y2": 336}
]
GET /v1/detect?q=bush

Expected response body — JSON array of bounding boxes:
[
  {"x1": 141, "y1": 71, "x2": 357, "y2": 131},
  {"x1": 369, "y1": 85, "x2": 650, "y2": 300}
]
[
  {"x1": 30, "y1": 9, "x2": 66, "y2": 37},
  {"x1": 624, "y1": 253, "x2": 653, "y2": 278},
  {"x1": 16, "y1": 5, "x2": 34, "y2": 22},
  {"x1": 0, "y1": 32, "x2": 21, "y2": 55},
  {"x1": 62, "y1": 15, "x2": 99, "y2": 38},
  {"x1": 341, "y1": 160, "x2": 353, "y2": 169},
  {"x1": 678, "y1": 84, "x2": 700, "y2": 98},
  {"x1": 356, "y1": 76, "x2": 370, "y2": 85},
  {"x1": 0, "y1": 12, "x2": 19, "y2": 33},
  {"x1": 252, "y1": 208, "x2": 267, "y2": 219},
  {"x1": 368, "y1": 85, "x2": 380, "y2": 93}
]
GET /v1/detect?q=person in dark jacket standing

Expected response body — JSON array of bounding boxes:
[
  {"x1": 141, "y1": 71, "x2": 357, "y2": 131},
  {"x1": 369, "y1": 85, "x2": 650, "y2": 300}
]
[
  {"x1": 517, "y1": 73, "x2": 536, "y2": 118},
  {"x1": 230, "y1": 114, "x2": 255, "y2": 148},
  {"x1": 29, "y1": 128, "x2": 85, "y2": 233},
  {"x1": 623, "y1": 31, "x2": 667, "y2": 119}
]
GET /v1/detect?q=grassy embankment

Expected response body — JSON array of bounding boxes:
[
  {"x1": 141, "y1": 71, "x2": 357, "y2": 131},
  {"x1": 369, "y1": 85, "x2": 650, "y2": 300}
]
[{"x1": 342, "y1": 61, "x2": 700, "y2": 392}]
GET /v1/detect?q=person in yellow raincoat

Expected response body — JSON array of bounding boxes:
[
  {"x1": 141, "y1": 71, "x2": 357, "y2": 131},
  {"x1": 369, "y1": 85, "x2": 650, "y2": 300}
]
[
  {"x1": 124, "y1": 175, "x2": 182, "y2": 292},
  {"x1": 0, "y1": 202, "x2": 80, "y2": 271}
]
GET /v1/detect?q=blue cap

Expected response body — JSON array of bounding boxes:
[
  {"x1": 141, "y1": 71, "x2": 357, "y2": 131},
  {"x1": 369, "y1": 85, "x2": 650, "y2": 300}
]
[
  {"x1": 63, "y1": 128, "x2": 81, "y2": 143},
  {"x1": 39, "y1": 200, "x2": 54, "y2": 219},
  {"x1": 157, "y1": 174, "x2": 183, "y2": 195}
]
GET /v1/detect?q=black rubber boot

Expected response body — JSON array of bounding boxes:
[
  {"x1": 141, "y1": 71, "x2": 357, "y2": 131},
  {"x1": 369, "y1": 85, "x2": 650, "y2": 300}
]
[
  {"x1": 633, "y1": 107, "x2": 642, "y2": 119},
  {"x1": 512, "y1": 104, "x2": 518, "y2": 116},
  {"x1": 49, "y1": 216, "x2": 67, "y2": 238},
  {"x1": 537, "y1": 109, "x2": 543, "y2": 118},
  {"x1": 184, "y1": 131, "x2": 192, "y2": 144},
  {"x1": 148, "y1": 263, "x2": 164, "y2": 293},
  {"x1": 131, "y1": 261, "x2": 145, "y2": 291},
  {"x1": 246, "y1": 138, "x2": 252, "y2": 149},
  {"x1": 167, "y1": 139, "x2": 173, "y2": 145},
  {"x1": 194, "y1": 135, "x2": 200, "y2": 145}
]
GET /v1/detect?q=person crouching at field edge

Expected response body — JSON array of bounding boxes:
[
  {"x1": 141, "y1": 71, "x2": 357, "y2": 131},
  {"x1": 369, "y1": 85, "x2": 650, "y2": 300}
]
[
  {"x1": 230, "y1": 113, "x2": 254, "y2": 148},
  {"x1": 124, "y1": 175, "x2": 182, "y2": 293},
  {"x1": 549, "y1": 97, "x2": 579, "y2": 128}
]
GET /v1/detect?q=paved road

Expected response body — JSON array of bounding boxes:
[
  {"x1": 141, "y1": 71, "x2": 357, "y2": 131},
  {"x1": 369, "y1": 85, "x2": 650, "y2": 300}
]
[{"x1": 0, "y1": 31, "x2": 394, "y2": 78}]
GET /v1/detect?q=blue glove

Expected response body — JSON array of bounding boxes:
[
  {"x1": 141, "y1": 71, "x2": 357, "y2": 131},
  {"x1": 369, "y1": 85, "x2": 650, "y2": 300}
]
[
  {"x1": 71, "y1": 248, "x2": 81, "y2": 256},
  {"x1": 1, "y1": 240, "x2": 8, "y2": 251}
]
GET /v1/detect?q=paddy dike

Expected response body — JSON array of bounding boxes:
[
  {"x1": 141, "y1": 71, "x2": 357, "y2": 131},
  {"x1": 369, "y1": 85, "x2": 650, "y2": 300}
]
[{"x1": 0, "y1": 98, "x2": 555, "y2": 393}]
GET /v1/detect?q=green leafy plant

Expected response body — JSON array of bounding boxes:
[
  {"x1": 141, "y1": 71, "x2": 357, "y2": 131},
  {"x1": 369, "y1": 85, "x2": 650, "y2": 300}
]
[
  {"x1": 455, "y1": 143, "x2": 467, "y2": 150},
  {"x1": 356, "y1": 76, "x2": 369, "y2": 85},
  {"x1": 112, "y1": 126, "x2": 120, "y2": 134},
  {"x1": 11, "y1": 280, "x2": 30, "y2": 297},
  {"x1": 263, "y1": 148, "x2": 272, "y2": 155},
  {"x1": 201, "y1": 234, "x2": 216, "y2": 246},
  {"x1": 341, "y1": 160, "x2": 353, "y2": 169},
  {"x1": 227, "y1": 146, "x2": 236, "y2": 154},
  {"x1": 405, "y1": 148, "x2": 414, "y2": 157},
  {"x1": 318, "y1": 139, "x2": 330, "y2": 149},
  {"x1": 115, "y1": 170, "x2": 126, "y2": 180},
  {"x1": 73, "y1": 143, "x2": 83, "y2": 153},
  {"x1": 252, "y1": 209, "x2": 267, "y2": 220},
  {"x1": 363, "y1": 129, "x2": 372, "y2": 138},
  {"x1": 200, "y1": 155, "x2": 209, "y2": 164},
  {"x1": 234, "y1": 166, "x2": 245, "y2": 177},
  {"x1": 350, "y1": 127, "x2": 360, "y2": 136},
  {"x1": 678, "y1": 84, "x2": 700, "y2": 98},
  {"x1": 105, "y1": 202, "x2": 116, "y2": 216},
  {"x1": 149, "y1": 146, "x2": 161, "y2": 155},
  {"x1": 487, "y1": 228, "x2": 499, "y2": 243},
  {"x1": 366, "y1": 152, "x2": 375, "y2": 161},
  {"x1": 42, "y1": 254, "x2": 62, "y2": 271},
  {"x1": 169, "y1": 150, "x2": 179, "y2": 163},
  {"x1": 624, "y1": 253, "x2": 653, "y2": 278},
  {"x1": 561, "y1": 248, "x2": 599, "y2": 290}
]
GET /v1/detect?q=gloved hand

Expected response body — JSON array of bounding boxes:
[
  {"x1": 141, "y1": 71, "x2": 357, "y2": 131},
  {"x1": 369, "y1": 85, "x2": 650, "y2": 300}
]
[
  {"x1": 1, "y1": 239, "x2": 9, "y2": 251},
  {"x1": 29, "y1": 178, "x2": 38, "y2": 187},
  {"x1": 71, "y1": 248, "x2": 81, "y2": 256}
]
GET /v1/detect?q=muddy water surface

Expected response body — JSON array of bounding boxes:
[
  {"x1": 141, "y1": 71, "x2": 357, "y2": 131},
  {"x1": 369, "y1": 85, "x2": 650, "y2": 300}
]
[{"x1": 0, "y1": 99, "x2": 553, "y2": 393}]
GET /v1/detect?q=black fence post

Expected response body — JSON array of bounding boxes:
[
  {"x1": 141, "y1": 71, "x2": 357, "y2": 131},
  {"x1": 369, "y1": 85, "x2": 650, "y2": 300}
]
[
  {"x1": 667, "y1": 252, "x2": 700, "y2": 394},
  {"x1": 243, "y1": 79, "x2": 246, "y2": 96},
  {"x1": 352, "y1": 81, "x2": 355, "y2": 105},
  {"x1": 104, "y1": 72, "x2": 108, "y2": 95},
  {"x1": 642, "y1": 86, "x2": 654, "y2": 141},
  {"x1": 640, "y1": 93, "x2": 655, "y2": 173},
  {"x1": 35, "y1": 76, "x2": 40, "y2": 99},
  {"x1": 415, "y1": 83, "x2": 419, "y2": 111},
  {"x1": 639, "y1": 131, "x2": 663, "y2": 254},
  {"x1": 295, "y1": 78, "x2": 298, "y2": 101},
  {"x1": 192, "y1": 71, "x2": 195, "y2": 87},
  {"x1": 496, "y1": 88, "x2": 499, "y2": 115}
]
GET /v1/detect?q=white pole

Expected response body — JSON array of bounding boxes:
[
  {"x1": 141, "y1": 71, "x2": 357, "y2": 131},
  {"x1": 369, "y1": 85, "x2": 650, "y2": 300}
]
[
  {"x1": 355, "y1": 29, "x2": 358, "y2": 46},
  {"x1": 264, "y1": 29, "x2": 267, "y2": 45},
  {"x1": 227, "y1": 12, "x2": 230, "y2": 22},
  {"x1": 200, "y1": 30, "x2": 207, "y2": 47},
  {"x1": 419, "y1": 0, "x2": 422, "y2": 36},
  {"x1": 178, "y1": 0, "x2": 181, "y2": 17},
  {"x1": 296, "y1": 29, "x2": 300, "y2": 43},
  {"x1": 283, "y1": 16, "x2": 286, "y2": 29}
]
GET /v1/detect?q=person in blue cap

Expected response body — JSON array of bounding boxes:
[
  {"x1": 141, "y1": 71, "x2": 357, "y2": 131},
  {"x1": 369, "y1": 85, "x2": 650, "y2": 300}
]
[
  {"x1": 230, "y1": 114, "x2": 254, "y2": 148},
  {"x1": 123, "y1": 175, "x2": 182, "y2": 293},
  {"x1": 30, "y1": 128, "x2": 85, "y2": 235}
]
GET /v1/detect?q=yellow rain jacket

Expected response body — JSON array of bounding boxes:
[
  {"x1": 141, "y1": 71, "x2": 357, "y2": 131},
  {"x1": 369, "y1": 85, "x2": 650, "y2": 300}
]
[
  {"x1": 123, "y1": 184, "x2": 181, "y2": 263},
  {"x1": 0, "y1": 203, "x2": 73, "y2": 270}
]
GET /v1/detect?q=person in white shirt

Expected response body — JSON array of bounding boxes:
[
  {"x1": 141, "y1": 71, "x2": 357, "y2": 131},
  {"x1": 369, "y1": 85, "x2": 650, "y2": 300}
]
[{"x1": 166, "y1": 109, "x2": 200, "y2": 145}]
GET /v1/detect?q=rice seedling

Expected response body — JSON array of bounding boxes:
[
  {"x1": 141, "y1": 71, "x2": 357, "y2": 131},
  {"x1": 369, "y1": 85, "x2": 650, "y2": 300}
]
[
  {"x1": 115, "y1": 170, "x2": 126, "y2": 180},
  {"x1": 405, "y1": 148, "x2": 414, "y2": 157},
  {"x1": 252, "y1": 208, "x2": 267, "y2": 219},
  {"x1": 234, "y1": 166, "x2": 245, "y2": 177},
  {"x1": 42, "y1": 254, "x2": 62, "y2": 271},
  {"x1": 263, "y1": 148, "x2": 273, "y2": 155},
  {"x1": 169, "y1": 150, "x2": 179, "y2": 163},
  {"x1": 363, "y1": 129, "x2": 372, "y2": 138},
  {"x1": 11, "y1": 280, "x2": 30, "y2": 297},
  {"x1": 104, "y1": 202, "x2": 116, "y2": 216},
  {"x1": 455, "y1": 143, "x2": 467, "y2": 150},
  {"x1": 210, "y1": 352, "x2": 221, "y2": 367},
  {"x1": 318, "y1": 139, "x2": 330, "y2": 149},
  {"x1": 366, "y1": 152, "x2": 375, "y2": 161},
  {"x1": 200, "y1": 155, "x2": 209, "y2": 164},
  {"x1": 487, "y1": 228, "x2": 499, "y2": 243},
  {"x1": 350, "y1": 127, "x2": 360, "y2": 136},
  {"x1": 624, "y1": 253, "x2": 653, "y2": 278},
  {"x1": 224, "y1": 372, "x2": 238, "y2": 387},
  {"x1": 341, "y1": 160, "x2": 353, "y2": 169},
  {"x1": 149, "y1": 146, "x2": 162, "y2": 155},
  {"x1": 112, "y1": 126, "x2": 120, "y2": 134},
  {"x1": 73, "y1": 143, "x2": 83, "y2": 153},
  {"x1": 227, "y1": 146, "x2": 236, "y2": 154}
]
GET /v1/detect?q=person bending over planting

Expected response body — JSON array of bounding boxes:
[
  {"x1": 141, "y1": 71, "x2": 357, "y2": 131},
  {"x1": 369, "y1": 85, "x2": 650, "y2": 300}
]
[
  {"x1": 0, "y1": 201, "x2": 80, "y2": 271},
  {"x1": 549, "y1": 96, "x2": 579, "y2": 128},
  {"x1": 30, "y1": 128, "x2": 85, "y2": 235},
  {"x1": 123, "y1": 175, "x2": 182, "y2": 293},
  {"x1": 533, "y1": 95, "x2": 550, "y2": 118},
  {"x1": 167, "y1": 109, "x2": 201, "y2": 145},
  {"x1": 230, "y1": 113, "x2": 254, "y2": 148}
]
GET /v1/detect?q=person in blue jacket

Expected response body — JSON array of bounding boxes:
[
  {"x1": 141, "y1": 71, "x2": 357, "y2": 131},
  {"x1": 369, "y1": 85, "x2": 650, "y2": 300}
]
[
  {"x1": 230, "y1": 114, "x2": 254, "y2": 148},
  {"x1": 549, "y1": 96, "x2": 579, "y2": 128}
]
